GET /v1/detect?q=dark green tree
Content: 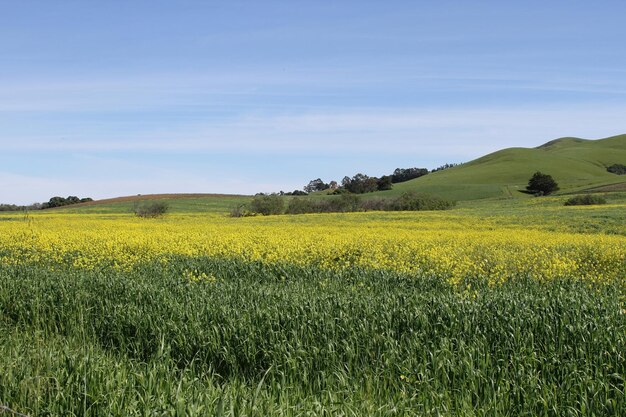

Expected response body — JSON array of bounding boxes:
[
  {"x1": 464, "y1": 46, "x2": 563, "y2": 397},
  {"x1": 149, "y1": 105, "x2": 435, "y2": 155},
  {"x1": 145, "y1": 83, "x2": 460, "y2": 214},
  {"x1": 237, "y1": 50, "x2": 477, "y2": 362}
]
[
  {"x1": 526, "y1": 172, "x2": 559, "y2": 195},
  {"x1": 391, "y1": 167, "x2": 429, "y2": 183},
  {"x1": 376, "y1": 175, "x2": 393, "y2": 191},
  {"x1": 342, "y1": 173, "x2": 379, "y2": 194},
  {"x1": 44, "y1": 196, "x2": 68, "y2": 208}
]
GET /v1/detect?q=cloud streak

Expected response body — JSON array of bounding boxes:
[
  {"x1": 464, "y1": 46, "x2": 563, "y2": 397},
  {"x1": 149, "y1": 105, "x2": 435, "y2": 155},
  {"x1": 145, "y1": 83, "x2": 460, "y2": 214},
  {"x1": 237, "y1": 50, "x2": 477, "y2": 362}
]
[{"x1": 2, "y1": 106, "x2": 625, "y2": 156}]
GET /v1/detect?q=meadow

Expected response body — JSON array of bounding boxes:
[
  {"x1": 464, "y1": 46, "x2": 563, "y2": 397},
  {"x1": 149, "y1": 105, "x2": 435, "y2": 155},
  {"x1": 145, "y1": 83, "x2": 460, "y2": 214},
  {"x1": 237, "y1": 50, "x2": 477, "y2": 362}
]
[{"x1": 0, "y1": 194, "x2": 624, "y2": 416}]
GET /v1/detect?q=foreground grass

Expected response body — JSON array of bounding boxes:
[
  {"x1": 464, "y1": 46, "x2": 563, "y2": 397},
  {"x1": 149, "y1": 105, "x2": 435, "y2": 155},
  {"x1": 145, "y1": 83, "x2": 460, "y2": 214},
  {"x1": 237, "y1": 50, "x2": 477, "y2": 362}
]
[
  {"x1": 1, "y1": 259, "x2": 624, "y2": 416},
  {"x1": 1, "y1": 198, "x2": 624, "y2": 415}
]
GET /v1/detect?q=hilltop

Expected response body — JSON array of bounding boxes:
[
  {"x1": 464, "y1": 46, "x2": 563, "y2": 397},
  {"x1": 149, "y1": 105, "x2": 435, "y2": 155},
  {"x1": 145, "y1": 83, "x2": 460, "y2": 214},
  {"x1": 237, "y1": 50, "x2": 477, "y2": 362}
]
[{"x1": 386, "y1": 134, "x2": 626, "y2": 200}]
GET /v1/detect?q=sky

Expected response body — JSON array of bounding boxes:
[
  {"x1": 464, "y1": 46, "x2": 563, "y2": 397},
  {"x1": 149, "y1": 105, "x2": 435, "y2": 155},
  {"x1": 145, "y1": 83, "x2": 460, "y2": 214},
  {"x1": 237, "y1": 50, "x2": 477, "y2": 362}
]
[{"x1": 1, "y1": 1, "x2": 626, "y2": 204}]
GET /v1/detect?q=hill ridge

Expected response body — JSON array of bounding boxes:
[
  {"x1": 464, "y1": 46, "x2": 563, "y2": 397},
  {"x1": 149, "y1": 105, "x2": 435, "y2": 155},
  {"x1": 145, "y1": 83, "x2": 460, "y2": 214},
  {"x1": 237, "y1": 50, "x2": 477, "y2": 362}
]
[{"x1": 388, "y1": 133, "x2": 626, "y2": 200}]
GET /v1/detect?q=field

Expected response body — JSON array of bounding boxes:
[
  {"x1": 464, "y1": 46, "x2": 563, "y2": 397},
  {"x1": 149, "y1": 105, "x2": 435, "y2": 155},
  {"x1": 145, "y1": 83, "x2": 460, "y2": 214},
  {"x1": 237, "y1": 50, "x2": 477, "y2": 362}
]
[{"x1": 0, "y1": 194, "x2": 625, "y2": 416}]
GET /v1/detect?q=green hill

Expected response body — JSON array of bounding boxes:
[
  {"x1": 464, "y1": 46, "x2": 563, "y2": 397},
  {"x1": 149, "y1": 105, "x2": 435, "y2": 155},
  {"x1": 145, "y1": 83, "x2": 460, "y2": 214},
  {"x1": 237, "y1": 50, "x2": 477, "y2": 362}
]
[
  {"x1": 55, "y1": 194, "x2": 251, "y2": 214},
  {"x1": 386, "y1": 134, "x2": 626, "y2": 201},
  {"x1": 43, "y1": 134, "x2": 626, "y2": 212}
]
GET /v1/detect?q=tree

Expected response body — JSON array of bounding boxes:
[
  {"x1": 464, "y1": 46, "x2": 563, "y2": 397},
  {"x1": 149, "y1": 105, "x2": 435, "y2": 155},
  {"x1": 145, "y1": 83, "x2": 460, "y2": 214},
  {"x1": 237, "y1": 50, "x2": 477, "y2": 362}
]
[
  {"x1": 376, "y1": 175, "x2": 393, "y2": 191},
  {"x1": 342, "y1": 173, "x2": 379, "y2": 194},
  {"x1": 391, "y1": 167, "x2": 429, "y2": 183},
  {"x1": 431, "y1": 163, "x2": 461, "y2": 173},
  {"x1": 41, "y1": 195, "x2": 93, "y2": 209},
  {"x1": 46, "y1": 196, "x2": 67, "y2": 208},
  {"x1": 304, "y1": 178, "x2": 329, "y2": 193},
  {"x1": 526, "y1": 172, "x2": 559, "y2": 195}
]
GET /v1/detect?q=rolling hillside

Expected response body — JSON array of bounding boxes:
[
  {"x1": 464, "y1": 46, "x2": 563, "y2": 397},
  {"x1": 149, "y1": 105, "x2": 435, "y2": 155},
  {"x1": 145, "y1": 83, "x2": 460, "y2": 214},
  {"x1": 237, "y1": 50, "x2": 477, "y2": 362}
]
[
  {"x1": 55, "y1": 193, "x2": 251, "y2": 214},
  {"x1": 45, "y1": 134, "x2": 626, "y2": 213},
  {"x1": 388, "y1": 134, "x2": 626, "y2": 200}
]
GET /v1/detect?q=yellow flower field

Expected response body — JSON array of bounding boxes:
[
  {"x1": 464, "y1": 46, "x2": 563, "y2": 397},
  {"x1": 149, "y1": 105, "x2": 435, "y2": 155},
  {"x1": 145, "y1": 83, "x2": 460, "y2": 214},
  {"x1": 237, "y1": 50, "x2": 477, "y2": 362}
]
[{"x1": 1, "y1": 210, "x2": 624, "y2": 285}]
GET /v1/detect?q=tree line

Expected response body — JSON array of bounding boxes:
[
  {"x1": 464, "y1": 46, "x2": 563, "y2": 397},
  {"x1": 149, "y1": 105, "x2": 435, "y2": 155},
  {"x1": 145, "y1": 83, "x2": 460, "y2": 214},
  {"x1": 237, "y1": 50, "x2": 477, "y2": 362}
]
[
  {"x1": 0, "y1": 196, "x2": 93, "y2": 211},
  {"x1": 232, "y1": 192, "x2": 456, "y2": 217},
  {"x1": 302, "y1": 164, "x2": 461, "y2": 195}
]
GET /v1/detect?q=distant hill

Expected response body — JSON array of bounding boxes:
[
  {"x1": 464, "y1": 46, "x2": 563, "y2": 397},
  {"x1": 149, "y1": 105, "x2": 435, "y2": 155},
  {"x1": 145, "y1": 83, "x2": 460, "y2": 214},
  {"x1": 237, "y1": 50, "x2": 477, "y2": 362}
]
[
  {"x1": 386, "y1": 134, "x2": 626, "y2": 201},
  {"x1": 53, "y1": 193, "x2": 251, "y2": 214},
  {"x1": 49, "y1": 134, "x2": 626, "y2": 212}
]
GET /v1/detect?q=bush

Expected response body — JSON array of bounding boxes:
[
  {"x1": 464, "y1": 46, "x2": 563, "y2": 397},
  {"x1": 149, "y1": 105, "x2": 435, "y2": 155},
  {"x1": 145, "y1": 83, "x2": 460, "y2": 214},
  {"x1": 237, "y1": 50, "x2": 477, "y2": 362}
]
[
  {"x1": 249, "y1": 194, "x2": 284, "y2": 215},
  {"x1": 241, "y1": 193, "x2": 454, "y2": 217},
  {"x1": 328, "y1": 194, "x2": 361, "y2": 212},
  {"x1": 286, "y1": 198, "x2": 320, "y2": 214},
  {"x1": 607, "y1": 164, "x2": 626, "y2": 175},
  {"x1": 134, "y1": 201, "x2": 169, "y2": 218},
  {"x1": 391, "y1": 192, "x2": 456, "y2": 211},
  {"x1": 360, "y1": 198, "x2": 390, "y2": 211},
  {"x1": 229, "y1": 204, "x2": 254, "y2": 217},
  {"x1": 289, "y1": 190, "x2": 308, "y2": 196},
  {"x1": 564, "y1": 194, "x2": 607, "y2": 206}
]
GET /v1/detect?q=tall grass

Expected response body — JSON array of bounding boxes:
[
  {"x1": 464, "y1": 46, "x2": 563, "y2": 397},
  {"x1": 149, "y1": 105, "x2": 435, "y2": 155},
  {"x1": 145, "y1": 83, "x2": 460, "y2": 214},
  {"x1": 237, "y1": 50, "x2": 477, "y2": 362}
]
[{"x1": 1, "y1": 258, "x2": 624, "y2": 416}]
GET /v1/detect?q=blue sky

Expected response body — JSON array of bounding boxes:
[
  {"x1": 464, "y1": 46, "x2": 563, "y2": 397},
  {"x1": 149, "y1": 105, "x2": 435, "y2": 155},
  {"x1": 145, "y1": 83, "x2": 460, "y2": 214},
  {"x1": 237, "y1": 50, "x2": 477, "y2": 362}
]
[{"x1": 2, "y1": 1, "x2": 626, "y2": 204}]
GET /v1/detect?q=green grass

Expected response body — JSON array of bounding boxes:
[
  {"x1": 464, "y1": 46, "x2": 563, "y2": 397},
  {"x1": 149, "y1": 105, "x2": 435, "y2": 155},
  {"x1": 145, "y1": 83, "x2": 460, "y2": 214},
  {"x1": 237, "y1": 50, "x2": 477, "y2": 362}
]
[
  {"x1": 1, "y1": 196, "x2": 626, "y2": 415},
  {"x1": 1, "y1": 259, "x2": 624, "y2": 416},
  {"x1": 386, "y1": 134, "x2": 626, "y2": 201},
  {"x1": 58, "y1": 194, "x2": 252, "y2": 214}
]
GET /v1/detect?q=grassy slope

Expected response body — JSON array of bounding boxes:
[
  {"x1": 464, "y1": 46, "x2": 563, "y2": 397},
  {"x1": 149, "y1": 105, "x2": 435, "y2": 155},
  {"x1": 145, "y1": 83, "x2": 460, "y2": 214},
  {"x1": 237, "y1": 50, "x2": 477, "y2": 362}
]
[
  {"x1": 57, "y1": 193, "x2": 252, "y2": 214},
  {"x1": 387, "y1": 134, "x2": 626, "y2": 201}
]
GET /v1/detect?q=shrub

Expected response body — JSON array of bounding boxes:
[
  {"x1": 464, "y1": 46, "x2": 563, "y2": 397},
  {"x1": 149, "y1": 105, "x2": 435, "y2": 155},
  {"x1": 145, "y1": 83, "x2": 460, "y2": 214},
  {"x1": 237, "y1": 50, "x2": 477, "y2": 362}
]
[
  {"x1": 360, "y1": 198, "x2": 390, "y2": 211},
  {"x1": 286, "y1": 198, "x2": 320, "y2": 214},
  {"x1": 606, "y1": 163, "x2": 626, "y2": 175},
  {"x1": 229, "y1": 204, "x2": 254, "y2": 217},
  {"x1": 289, "y1": 190, "x2": 308, "y2": 196},
  {"x1": 242, "y1": 193, "x2": 455, "y2": 216},
  {"x1": 134, "y1": 201, "x2": 169, "y2": 218},
  {"x1": 564, "y1": 194, "x2": 607, "y2": 206},
  {"x1": 391, "y1": 192, "x2": 456, "y2": 211},
  {"x1": 329, "y1": 194, "x2": 361, "y2": 212},
  {"x1": 249, "y1": 194, "x2": 284, "y2": 215}
]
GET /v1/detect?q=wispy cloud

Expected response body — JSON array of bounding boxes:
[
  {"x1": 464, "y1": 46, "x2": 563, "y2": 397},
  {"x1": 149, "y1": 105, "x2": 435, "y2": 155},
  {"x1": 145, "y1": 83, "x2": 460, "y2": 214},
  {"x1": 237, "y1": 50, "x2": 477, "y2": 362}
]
[
  {"x1": 2, "y1": 105, "x2": 625, "y2": 156},
  {"x1": 2, "y1": 66, "x2": 626, "y2": 113}
]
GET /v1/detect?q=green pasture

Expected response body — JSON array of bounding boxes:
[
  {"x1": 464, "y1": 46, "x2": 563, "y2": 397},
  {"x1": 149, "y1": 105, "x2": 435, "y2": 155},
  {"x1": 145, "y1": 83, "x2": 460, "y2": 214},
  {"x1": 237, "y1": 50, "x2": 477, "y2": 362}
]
[{"x1": 58, "y1": 194, "x2": 253, "y2": 214}]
